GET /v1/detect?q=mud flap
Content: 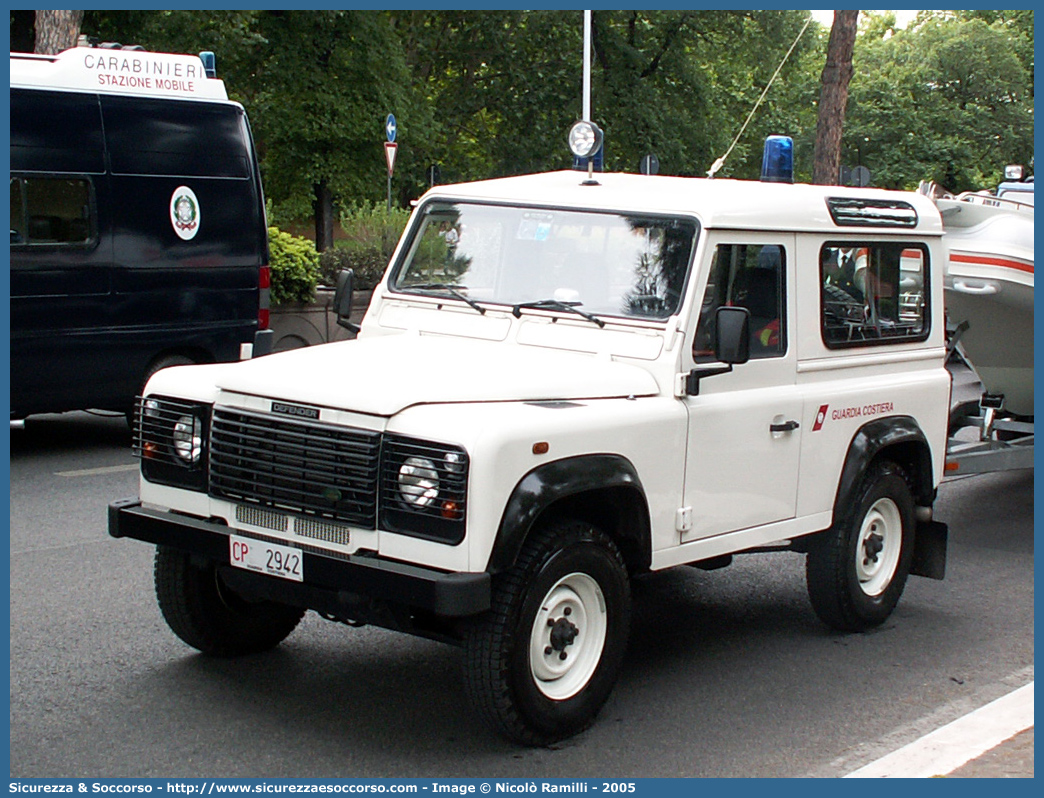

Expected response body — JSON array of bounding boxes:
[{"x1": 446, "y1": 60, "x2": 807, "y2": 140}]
[{"x1": 911, "y1": 520, "x2": 948, "y2": 580}]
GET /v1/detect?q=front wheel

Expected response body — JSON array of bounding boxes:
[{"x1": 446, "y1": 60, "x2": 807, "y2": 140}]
[
  {"x1": 806, "y1": 460, "x2": 915, "y2": 631},
  {"x1": 154, "y1": 546, "x2": 305, "y2": 657},
  {"x1": 463, "y1": 519, "x2": 631, "y2": 745}
]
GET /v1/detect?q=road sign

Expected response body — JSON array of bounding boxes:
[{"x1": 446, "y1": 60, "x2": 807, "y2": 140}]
[
  {"x1": 385, "y1": 142, "x2": 398, "y2": 176},
  {"x1": 386, "y1": 114, "x2": 397, "y2": 143},
  {"x1": 640, "y1": 154, "x2": 659, "y2": 176}
]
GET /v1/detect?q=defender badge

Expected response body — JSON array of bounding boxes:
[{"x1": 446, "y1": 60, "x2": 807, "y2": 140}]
[
  {"x1": 271, "y1": 401, "x2": 320, "y2": 421},
  {"x1": 170, "y1": 186, "x2": 200, "y2": 240}
]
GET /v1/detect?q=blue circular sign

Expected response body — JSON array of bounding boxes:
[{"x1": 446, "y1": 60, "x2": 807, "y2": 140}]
[{"x1": 386, "y1": 114, "x2": 397, "y2": 143}]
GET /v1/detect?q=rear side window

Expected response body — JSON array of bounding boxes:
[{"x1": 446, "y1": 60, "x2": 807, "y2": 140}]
[
  {"x1": 102, "y1": 96, "x2": 250, "y2": 178},
  {"x1": 10, "y1": 176, "x2": 95, "y2": 247},
  {"x1": 820, "y1": 242, "x2": 929, "y2": 346},
  {"x1": 9, "y1": 89, "x2": 105, "y2": 174},
  {"x1": 693, "y1": 243, "x2": 786, "y2": 362}
]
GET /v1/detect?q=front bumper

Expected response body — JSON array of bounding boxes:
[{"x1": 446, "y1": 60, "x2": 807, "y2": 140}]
[{"x1": 108, "y1": 498, "x2": 490, "y2": 618}]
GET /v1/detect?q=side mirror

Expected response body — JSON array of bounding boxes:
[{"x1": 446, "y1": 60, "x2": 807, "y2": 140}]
[
  {"x1": 714, "y1": 306, "x2": 751, "y2": 365},
  {"x1": 684, "y1": 306, "x2": 751, "y2": 396},
  {"x1": 333, "y1": 269, "x2": 359, "y2": 332}
]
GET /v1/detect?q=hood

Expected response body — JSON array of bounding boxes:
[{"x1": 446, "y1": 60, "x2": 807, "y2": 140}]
[{"x1": 213, "y1": 334, "x2": 660, "y2": 416}]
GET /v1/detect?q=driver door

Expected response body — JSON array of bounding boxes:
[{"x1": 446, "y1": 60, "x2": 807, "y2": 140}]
[{"x1": 681, "y1": 234, "x2": 802, "y2": 541}]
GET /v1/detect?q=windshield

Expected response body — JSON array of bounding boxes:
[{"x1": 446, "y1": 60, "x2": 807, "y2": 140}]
[{"x1": 390, "y1": 202, "x2": 698, "y2": 321}]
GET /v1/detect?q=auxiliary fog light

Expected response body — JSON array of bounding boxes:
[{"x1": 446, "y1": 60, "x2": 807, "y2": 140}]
[
  {"x1": 568, "y1": 120, "x2": 603, "y2": 159},
  {"x1": 172, "y1": 415, "x2": 203, "y2": 464},
  {"x1": 399, "y1": 456, "x2": 440, "y2": 507}
]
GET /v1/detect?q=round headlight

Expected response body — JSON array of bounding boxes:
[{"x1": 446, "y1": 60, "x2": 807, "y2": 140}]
[
  {"x1": 172, "y1": 415, "x2": 203, "y2": 463},
  {"x1": 399, "y1": 457, "x2": 439, "y2": 507},
  {"x1": 568, "y1": 120, "x2": 603, "y2": 159}
]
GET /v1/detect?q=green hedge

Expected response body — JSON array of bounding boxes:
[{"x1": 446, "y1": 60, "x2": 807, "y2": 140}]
[
  {"x1": 319, "y1": 202, "x2": 411, "y2": 290},
  {"x1": 268, "y1": 226, "x2": 321, "y2": 305}
]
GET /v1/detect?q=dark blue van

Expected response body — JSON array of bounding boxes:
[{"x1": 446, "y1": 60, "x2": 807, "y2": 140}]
[{"x1": 9, "y1": 46, "x2": 272, "y2": 418}]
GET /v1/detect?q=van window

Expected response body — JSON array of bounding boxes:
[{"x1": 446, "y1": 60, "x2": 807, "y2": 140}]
[
  {"x1": 693, "y1": 243, "x2": 786, "y2": 361},
  {"x1": 102, "y1": 96, "x2": 250, "y2": 178},
  {"x1": 820, "y1": 243, "x2": 929, "y2": 346},
  {"x1": 10, "y1": 176, "x2": 94, "y2": 246},
  {"x1": 9, "y1": 89, "x2": 105, "y2": 173}
]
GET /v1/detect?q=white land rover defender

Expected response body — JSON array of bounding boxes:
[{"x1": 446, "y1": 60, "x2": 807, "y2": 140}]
[{"x1": 110, "y1": 132, "x2": 950, "y2": 745}]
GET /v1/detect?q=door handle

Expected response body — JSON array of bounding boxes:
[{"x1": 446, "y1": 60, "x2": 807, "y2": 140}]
[{"x1": 770, "y1": 420, "x2": 800, "y2": 433}]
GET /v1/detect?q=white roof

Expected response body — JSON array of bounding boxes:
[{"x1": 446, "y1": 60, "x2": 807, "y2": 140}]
[
  {"x1": 424, "y1": 170, "x2": 944, "y2": 236},
  {"x1": 10, "y1": 47, "x2": 229, "y2": 101}
]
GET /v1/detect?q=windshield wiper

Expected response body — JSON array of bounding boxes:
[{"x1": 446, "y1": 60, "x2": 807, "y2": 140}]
[
  {"x1": 401, "y1": 283, "x2": 486, "y2": 315},
  {"x1": 511, "y1": 299, "x2": 605, "y2": 328}
]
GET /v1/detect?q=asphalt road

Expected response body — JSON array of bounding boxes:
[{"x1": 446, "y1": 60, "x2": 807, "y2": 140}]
[{"x1": 7, "y1": 411, "x2": 1034, "y2": 778}]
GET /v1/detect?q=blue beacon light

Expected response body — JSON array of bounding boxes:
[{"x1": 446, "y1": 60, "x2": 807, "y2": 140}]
[
  {"x1": 761, "y1": 135, "x2": 794, "y2": 183},
  {"x1": 199, "y1": 51, "x2": 217, "y2": 79}
]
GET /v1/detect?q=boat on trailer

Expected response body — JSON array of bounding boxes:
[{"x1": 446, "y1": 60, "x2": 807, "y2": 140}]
[{"x1": 934, "y1": 191, "x2": 1034, "y2": 418}]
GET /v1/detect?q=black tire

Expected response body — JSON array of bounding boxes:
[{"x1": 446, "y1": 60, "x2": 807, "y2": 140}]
[
  {"x1": 806, "y1": 460, "x2": 915, "y2": 632},
  {"x1": 463, "y1": 519, "x2": 631, "y2": 746},
  {"x1": 154, "y1": 546, "x2": 305, "y2": 657},
  {"x1": 142, "y1": 354, "x2": 194, "y2": 394},
  {"x1": 128, "y1": 355, "x2": 195, "y2": 426}
]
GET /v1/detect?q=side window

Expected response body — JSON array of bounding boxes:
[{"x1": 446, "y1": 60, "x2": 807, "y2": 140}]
[
  {"x1": 820, "y1": 242, "x2": 928, "y2": 346},
  {"x1": 102, "y1": 96, "x2": 249, "y2": 178},
  {"x1": 693, "y1": 243, "x2": 786, "y2": 362},
  {"x1": 9, "y1": 176, "x2": 94, "y2": 247}
]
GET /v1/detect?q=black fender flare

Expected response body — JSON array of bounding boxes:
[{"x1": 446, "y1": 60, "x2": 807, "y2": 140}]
[
  {"x1": 487, "y1": 454, "x2": 652, "y2": 575},
  {"x1": 833, "y1": 415, "x2": 936, "y2": 527}
]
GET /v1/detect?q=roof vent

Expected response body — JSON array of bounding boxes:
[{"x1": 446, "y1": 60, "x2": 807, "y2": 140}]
[{"x1": 826, "y1": 197, "x2": 918, "y2": 228}]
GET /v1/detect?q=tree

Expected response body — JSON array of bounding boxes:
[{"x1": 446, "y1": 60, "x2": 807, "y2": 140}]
[
  {"x1": 813, "y1": 10, "x2": 858, "y2": 184},
  {"x1": 844, "y1": 13, "x2": 1034, "y2": 190},
  {"x1": 250, "y1": 11, "x2": 415, "y2": 249},
  {"x1": 394, "y1": 10, "x2": 816, "y2": 184},
  {"x1": 61, "y1": 10, "x2": 1033, "y2": 236},
  {"x1": 390, "y1": 10, "x2": 580, "y2": 187},
  {"x1": 34, "y1": 9, "x2": 83, "y2": 54}
]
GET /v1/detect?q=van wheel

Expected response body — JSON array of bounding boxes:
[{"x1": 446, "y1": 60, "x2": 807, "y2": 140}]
[
  {"x1": 806, "y1": 461, "x2": 915, "y2": 631},
  {"x1": 463, "y1": 520, "x2": 631, "y2": 746},
  {"x1": 154, "y1": 547, "x2": 305, "y2": 657},
  {"x1": 127, "y1": 355, "x2": 195, "y2": 426},
  {"x1": 143, "y1": 354, "x2": 194, "y2": 392}
]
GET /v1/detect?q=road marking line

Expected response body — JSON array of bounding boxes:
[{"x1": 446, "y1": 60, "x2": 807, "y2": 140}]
[
  {"x1": 55, "y1": 464, "x2": 139, "y2": 478},
  {"x1": 844, "y1": 682, "x2": 1034, "y2": 778}
]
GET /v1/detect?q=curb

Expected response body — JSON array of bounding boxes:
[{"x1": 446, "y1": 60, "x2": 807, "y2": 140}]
[{"x1": 844, "y1": 682, "x2": 1034, "y2": 778}]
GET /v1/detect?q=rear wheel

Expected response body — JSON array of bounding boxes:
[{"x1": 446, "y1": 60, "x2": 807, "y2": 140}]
[
  {"x1": 154, "y1": 546, "x2": 304, "y2": 657},
  {"x1": 806, "y1": 461, "x2": 915, "y2": 631},
  {"x1": 128, "y1": 354, "x2": 195, "y2": 426},
  {"x1": 464, "y1": 519, "x2": 631, "y2": 745}
]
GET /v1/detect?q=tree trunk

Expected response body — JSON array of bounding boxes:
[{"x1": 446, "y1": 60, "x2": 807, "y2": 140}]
[
  {"x1": 812, "y1": 10, "x2": 859, "y2": 185},
  {"x1": 313, "y1": 180, "x2": 335, "y2": 252},
  {"x1": 34, "y1": 10, "x2": 84, "y2": 55}
]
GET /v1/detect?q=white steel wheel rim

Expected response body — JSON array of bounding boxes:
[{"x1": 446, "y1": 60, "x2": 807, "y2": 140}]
[
  {"x1": 528, "y1": 572, "x2": 608, "y2": 700},
  {"x1": 855, "y1": 497, "x2": 903, "y2": 597}
]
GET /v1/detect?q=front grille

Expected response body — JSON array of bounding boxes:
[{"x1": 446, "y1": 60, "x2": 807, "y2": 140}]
[
  {"x1": 209, "y1": 408, "x2": 381, "y2": 527},
  {"x1": 235, "y1": 503, "x2": 288, "y2": 533}
]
